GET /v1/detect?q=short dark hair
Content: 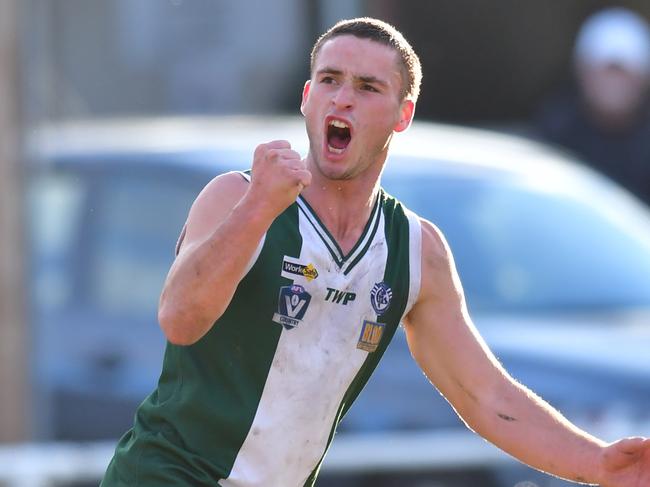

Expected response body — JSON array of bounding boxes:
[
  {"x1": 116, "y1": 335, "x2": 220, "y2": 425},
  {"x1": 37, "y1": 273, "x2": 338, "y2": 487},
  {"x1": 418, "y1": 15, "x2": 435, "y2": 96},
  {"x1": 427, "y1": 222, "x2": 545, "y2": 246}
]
[{"x1": 310, "y1": 17, "x2": 422, "y2": 102}]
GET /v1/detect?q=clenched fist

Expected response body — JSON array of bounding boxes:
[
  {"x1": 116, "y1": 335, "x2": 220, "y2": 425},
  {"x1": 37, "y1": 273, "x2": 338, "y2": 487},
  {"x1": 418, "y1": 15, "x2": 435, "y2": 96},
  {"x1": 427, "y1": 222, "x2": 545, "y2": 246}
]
[{"x1": 246, "y1": 140, "x2": 312, "y2": 218}]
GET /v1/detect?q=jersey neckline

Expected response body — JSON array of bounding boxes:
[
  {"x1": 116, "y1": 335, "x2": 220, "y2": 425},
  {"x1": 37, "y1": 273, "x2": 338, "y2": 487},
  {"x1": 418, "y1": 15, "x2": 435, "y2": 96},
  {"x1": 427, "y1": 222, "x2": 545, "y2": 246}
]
[{"x1": 296, "y1": 191, "x2": 383, "y2": 274}]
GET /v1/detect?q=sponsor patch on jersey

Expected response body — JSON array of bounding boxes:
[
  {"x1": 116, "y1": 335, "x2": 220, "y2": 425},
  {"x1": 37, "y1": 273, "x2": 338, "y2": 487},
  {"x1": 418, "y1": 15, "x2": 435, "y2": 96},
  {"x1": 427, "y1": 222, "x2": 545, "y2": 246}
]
[
  {"x1": 325, "y1": 287, "x2": 356, "y2": 305},
  {"x1": 370, "y1": 282, "x2": 393, "y2": 315},
  {"x1": 281, "y1": 256, "x2": 319, "y2": 281},
  {"x1": 272, "y1": 284, "x2": 312, "y2": 330},
  {"x1": 356, "y1": 320, "x2": 385, "y2": 352}
]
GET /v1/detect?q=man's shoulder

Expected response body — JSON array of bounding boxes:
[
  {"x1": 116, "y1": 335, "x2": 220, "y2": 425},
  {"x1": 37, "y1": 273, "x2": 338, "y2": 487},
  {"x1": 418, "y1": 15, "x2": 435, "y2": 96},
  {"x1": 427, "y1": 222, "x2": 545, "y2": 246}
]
[
  {"x1": 378, "y1": 187, "x2": 412, "y2": 214},
  {"x1": 377, "y1": 189, "x2": 447, "y2": 272},
  {"x1": 197, "y1": 171, "x2": 250, "y2": 205},
  {"x1": 413, "y1": 217, "x2": 454, "y2": 274}
]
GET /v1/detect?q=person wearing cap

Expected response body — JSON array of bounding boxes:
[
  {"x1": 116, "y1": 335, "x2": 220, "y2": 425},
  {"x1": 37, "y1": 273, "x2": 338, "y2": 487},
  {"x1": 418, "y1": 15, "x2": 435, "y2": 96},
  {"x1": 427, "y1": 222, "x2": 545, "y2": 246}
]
[{"x1": 535, "y1": 7, "x2": 650, "y2": 205}]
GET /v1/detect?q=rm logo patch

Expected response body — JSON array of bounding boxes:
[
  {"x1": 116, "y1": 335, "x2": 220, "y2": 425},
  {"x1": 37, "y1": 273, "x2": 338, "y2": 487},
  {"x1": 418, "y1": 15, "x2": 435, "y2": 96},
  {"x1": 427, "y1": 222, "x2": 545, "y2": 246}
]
[
  {"x1": 272, "y1": 284, "x2": 312, "y2": 330},
  {"x1": 356, "y1": 320, "x2": 385, "y2": 352}
]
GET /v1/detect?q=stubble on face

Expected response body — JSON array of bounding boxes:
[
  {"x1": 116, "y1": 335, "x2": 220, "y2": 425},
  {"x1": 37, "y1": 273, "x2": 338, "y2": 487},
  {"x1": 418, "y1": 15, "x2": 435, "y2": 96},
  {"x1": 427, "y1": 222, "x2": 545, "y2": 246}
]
[
  {"x1": 302, "y1": 36, "x2": 405, "y2": 184},
  {"x1": 306, "y1": 127, "x2": 393, "y2": 182}
]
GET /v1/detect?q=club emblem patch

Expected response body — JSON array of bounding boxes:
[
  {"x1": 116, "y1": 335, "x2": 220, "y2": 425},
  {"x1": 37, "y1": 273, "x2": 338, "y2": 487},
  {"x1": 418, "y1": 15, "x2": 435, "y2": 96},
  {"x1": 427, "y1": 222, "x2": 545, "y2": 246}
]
[
  {"x1": 357, "y1": 320, "x2": 385, "y2": 352},
  {"x1": 272, "y1": 284, "x2": 312, "y2": 330},
  {"x1": 370, "y1": 282, "x2": 393, "y2": 315}
]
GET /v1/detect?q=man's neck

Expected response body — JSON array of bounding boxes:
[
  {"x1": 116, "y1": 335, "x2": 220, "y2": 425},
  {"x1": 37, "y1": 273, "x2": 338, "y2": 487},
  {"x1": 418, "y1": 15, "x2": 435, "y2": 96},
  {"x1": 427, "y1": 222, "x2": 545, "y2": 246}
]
[{"x1": 301, "y1": 174, "x2": 381, "y2": 256}]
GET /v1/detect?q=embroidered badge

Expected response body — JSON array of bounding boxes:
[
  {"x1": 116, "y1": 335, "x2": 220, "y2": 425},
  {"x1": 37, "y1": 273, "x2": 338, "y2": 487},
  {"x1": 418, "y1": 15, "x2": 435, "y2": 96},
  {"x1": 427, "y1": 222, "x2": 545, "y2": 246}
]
[
  {"x1": 357, "y1": 320, "x2": 385, "y2": 352},
  {"x1": 370, "y1": 282, "x2": 393, "y2": 315},
  {"x1": 272, "y1": 284, "x2": 312, "y2": 330}
]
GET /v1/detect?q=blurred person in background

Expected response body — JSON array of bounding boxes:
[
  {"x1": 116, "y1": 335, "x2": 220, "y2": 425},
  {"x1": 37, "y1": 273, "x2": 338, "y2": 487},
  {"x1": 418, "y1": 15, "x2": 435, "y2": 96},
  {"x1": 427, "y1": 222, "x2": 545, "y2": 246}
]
[
  {"x1": 535, "y1": 7, "x2": 650, "y2": 205},
  {"x1": 102, "y1": 17, "x2": 650, "y2": 487}
]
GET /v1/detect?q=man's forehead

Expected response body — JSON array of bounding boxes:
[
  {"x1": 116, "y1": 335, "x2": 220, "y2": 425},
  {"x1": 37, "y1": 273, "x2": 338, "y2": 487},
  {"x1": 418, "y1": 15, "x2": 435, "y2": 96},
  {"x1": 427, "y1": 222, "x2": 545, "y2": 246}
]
[{"x1": 314, "y1": 35, "x2": 401, "y2": 72}]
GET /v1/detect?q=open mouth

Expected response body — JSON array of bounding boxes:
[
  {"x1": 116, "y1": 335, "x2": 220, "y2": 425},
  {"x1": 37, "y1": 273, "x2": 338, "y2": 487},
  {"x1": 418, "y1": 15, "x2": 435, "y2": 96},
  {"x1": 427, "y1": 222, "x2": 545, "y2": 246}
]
[{"x1": 326, "y1": 119, "x2": 352, "y2": 154}]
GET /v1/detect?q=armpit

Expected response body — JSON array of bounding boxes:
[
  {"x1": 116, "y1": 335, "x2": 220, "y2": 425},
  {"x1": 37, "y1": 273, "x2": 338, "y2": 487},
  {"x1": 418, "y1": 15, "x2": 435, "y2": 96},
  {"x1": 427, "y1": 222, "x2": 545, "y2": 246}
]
[{"x1": 175, "y1": 224, "x2": 187, "y2": 256}]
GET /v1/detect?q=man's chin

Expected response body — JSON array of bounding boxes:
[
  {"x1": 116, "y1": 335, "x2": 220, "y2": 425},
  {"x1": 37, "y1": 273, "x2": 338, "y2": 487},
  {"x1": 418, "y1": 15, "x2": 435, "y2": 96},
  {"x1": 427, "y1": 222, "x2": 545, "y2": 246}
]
[{"x1": 319, "y1": 166, "x2": 353, "y2": 181}]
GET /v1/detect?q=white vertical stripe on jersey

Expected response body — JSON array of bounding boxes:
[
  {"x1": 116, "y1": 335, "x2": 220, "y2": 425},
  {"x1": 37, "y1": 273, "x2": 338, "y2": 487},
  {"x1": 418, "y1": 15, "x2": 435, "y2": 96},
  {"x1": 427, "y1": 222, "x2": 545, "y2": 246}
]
[{"x1": 220, "y1": 209, "x2": 389, "y2": 486}]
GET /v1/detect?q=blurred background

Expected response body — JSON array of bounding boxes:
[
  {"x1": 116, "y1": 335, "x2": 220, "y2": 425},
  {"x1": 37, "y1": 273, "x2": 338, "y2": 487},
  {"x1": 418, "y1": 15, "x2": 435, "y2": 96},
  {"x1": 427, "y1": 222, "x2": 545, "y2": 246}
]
[{"x1": 2, "y1": 0, "x2": 650, "y2": 486}]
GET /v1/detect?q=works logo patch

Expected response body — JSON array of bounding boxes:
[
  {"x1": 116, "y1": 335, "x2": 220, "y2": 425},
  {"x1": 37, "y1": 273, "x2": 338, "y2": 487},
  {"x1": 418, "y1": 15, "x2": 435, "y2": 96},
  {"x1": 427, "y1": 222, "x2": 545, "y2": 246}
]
[
  {"x1": 272, "y1": 284, "x2": 312, "y2": 330},
  {"x1": 281, "y1": 256, "x2": 319, "y2": 282}
]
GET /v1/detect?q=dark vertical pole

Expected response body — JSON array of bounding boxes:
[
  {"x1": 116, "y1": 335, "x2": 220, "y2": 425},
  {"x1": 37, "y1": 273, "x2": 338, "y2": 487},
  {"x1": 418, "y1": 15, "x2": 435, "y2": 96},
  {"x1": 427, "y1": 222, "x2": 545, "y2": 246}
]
[{"x1": 0, "y1": 0, "x2": 28, "y2": 442}]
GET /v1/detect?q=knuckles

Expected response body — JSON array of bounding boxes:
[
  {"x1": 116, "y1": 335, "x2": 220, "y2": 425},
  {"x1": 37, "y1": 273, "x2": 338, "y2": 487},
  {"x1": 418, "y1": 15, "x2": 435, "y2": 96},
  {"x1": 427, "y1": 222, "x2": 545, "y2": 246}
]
[
  {"x1": 252, "y1": 140, "x2": 308, "y2": 195},
  {"x1": 267, "y1": 139, "x2": 291, "y2": 150},
  {"x1": 255, "y1": 140, "x2": 291, "y2": 157},
  {"x1": 264, "y1": 148, "x2": 284, "y2": 161},
  {"x1": 259, "y1": 148, "x2": 301, "y2": 165}
]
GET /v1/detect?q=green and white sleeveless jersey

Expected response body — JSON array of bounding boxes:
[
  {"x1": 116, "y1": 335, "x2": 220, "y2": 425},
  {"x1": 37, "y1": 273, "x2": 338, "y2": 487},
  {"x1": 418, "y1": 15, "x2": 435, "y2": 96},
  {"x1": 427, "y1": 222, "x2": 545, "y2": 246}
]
[{"x1": 102, "y1": 176, "x2": 422, "y2": 487}]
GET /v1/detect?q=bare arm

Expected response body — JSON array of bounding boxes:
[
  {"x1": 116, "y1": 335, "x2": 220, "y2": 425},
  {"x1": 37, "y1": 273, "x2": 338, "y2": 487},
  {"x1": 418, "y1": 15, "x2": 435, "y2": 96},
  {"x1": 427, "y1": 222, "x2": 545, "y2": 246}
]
[
  {"x1": 404, "y1": 218, "x2": 650, "y2": 486},
  {"x1": 158, "y1": 140, "x2": 311, "y2": 345}
]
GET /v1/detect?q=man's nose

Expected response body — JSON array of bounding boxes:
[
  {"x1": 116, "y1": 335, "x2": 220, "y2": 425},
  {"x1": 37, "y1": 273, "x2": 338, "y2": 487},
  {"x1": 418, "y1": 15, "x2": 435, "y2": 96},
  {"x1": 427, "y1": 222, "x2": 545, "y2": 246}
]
[{"x1": 331, "y1": 83, "x2": 354, "y2": 109}]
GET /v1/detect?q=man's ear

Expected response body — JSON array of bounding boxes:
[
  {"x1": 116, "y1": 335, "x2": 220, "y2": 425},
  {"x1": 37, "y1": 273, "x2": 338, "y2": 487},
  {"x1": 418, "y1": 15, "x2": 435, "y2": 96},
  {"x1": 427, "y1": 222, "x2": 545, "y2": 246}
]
[
  {"x1": 394, "y1": 99, "x2": 415, "y2": 133},
  {"x1": 300, "y1": 80, "x2": 311, "y2": 116}
]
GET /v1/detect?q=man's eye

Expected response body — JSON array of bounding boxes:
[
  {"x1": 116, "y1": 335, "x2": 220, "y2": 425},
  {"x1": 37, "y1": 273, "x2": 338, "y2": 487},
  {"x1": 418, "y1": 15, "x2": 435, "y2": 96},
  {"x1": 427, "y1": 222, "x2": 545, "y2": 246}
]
[
  {"x1": 321, "y1": 76, "x2": 335, "y2": 84},
  {"x1": 362, "y1": 84, "x2": 379, "y2": 92}
]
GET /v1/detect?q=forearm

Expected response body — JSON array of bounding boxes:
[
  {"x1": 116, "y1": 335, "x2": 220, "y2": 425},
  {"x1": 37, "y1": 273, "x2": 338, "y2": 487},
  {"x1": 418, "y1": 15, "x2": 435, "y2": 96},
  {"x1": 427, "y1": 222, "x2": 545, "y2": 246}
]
[
  {"x1": 464, "y1": 377, "x2": 606, "y2": 485},
  {"x1": 158, "y1": 195, "x2": 274, "y2": 345},
  {"x1": 407, "y1": 221, "x2": 645, "y2": 486}
]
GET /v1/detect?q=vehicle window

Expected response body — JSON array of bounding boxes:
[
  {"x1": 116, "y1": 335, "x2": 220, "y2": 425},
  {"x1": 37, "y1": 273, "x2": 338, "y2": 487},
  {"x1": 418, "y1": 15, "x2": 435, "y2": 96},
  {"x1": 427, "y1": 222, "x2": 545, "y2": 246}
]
[
  {"x1": 384, "y1": 173, "x2": 650, "y2": 312},
  {"x1": 88, "y1": 173, "x2": 199, "y2": 316},
  {"x1": 29, "y1": 168, "x2": 204, "y2": 318},
  {"x1": 29, "y1": 172, "x2": 87, "y2": 311}
]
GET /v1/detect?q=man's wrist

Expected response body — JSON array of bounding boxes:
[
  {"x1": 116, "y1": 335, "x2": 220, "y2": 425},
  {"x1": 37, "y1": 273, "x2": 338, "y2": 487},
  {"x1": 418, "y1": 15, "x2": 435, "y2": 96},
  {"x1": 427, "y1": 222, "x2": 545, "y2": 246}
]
[
  {"x1": 586, "y1": 440, "x2": 608, "y2": 486},
  {"x1": 234, "y1": 191, "x2": 281, "y2": 229}
]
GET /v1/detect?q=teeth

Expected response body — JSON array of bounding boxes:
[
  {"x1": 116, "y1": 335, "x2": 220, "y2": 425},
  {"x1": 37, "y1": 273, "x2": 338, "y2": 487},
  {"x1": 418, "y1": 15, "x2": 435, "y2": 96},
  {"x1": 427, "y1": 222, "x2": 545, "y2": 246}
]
[
  {"x1": 329, "y1": 119, "x2": 349, "y2": 129},
  {"x1": 328, "y1": 145, "x2": 345, "y2": 154}
]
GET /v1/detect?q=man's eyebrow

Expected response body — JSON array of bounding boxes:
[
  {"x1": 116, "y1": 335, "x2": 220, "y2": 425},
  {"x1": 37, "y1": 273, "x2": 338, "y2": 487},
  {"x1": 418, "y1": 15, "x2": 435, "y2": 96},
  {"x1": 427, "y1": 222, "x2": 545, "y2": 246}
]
[
  {"x1": 316, "y1": 67, "x2": 388, "y2": 86},
  {"x1": 316, "y1": 67, "x2": 343, "y2": 77},
  {"x1": 357, "y1": 75, "x2": 388, "y2": 87}
]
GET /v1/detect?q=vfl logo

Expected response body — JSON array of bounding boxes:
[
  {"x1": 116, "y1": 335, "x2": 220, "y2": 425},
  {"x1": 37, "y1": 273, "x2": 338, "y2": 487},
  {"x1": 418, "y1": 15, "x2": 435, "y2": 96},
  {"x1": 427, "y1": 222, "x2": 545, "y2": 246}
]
[
  {"x1": 325, "y1": 287, "x2": 356, "y2": 305},
  {"x1": 281, "y1": 257, "x2": 319, "y2": 281},
  {"x1": 272, "y1": 284, "x2": 312, "y2": 330},
  {"x1": 357, "y1": 320, "x2": 385, "y2": 352},
  {"x1": 370, "y1": 282, "x2": 393, "y2": 315}
]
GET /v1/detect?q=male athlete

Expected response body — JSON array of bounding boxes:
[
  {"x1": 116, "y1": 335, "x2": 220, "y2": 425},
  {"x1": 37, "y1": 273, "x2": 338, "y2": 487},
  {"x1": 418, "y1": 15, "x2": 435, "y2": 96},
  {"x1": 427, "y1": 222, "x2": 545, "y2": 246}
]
[{"x1": 102, "y1": 17, "x2": 650, "y2": 487}]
